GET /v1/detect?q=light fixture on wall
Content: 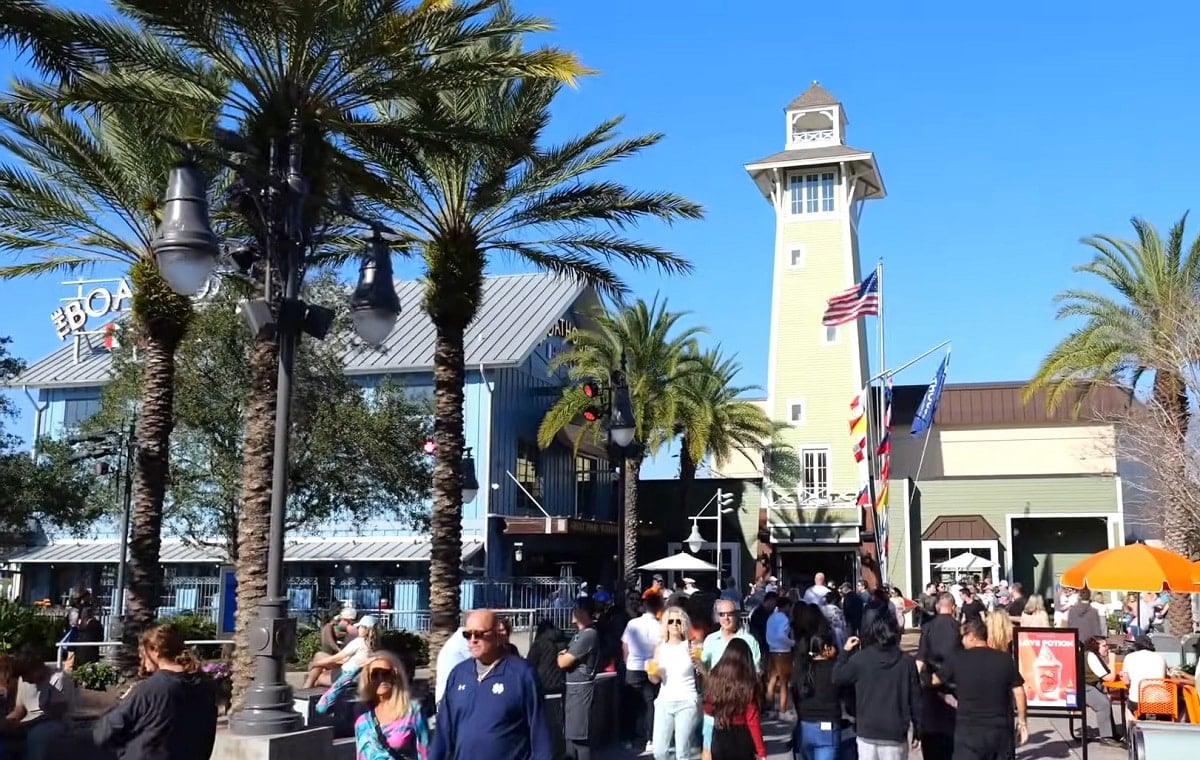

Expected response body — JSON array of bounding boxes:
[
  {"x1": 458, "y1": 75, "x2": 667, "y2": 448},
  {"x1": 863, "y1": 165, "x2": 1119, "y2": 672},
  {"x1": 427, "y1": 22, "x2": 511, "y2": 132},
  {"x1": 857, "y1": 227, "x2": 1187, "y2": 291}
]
[
  {"x1": 514, "y1": 542, "x2": 525, "y2": 563},
  {"x1": 462, "y1": 448, "x2": 479, "y2": 504}
]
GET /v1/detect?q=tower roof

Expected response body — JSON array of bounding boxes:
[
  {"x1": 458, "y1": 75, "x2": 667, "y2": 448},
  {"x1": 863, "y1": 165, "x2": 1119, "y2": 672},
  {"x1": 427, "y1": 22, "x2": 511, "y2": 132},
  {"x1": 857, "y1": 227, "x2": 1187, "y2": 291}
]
[{"x1": 785, "y1": 81, "x2": 840, "y2": 111}]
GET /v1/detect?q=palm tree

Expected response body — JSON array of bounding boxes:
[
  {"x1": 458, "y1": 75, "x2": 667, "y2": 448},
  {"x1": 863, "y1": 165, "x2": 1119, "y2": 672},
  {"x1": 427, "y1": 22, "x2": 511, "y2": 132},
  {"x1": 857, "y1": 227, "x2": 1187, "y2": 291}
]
[
  {"x1": 1, "y1": 0, "x2": 590, "y2": 700},
  {"x1": 1027, "y1": 213, "x2": 1200, "y2": 634},
  {"x1": 674, "y1": 347, "x2": 797, "y2": 512},
  {"x1": 356, "y1": 25, "x2": 702, "y2": 657},
  {"x1": 0, "y1": 96, "x2": 219, "y2": 670},
  {"x1": 539, "y1": 301, "x2": 706, "y2": 584}
]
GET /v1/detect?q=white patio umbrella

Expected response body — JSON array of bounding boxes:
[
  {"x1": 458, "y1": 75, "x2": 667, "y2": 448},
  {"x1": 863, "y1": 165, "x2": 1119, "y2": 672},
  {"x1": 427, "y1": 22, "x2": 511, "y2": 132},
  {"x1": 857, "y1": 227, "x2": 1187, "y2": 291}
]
[
  {"x1": 937, "y1": 552, "x2": 995, "y2": 572},
  {"x1": 637, "y1": 551, "x2": 719, "y2": 573}
]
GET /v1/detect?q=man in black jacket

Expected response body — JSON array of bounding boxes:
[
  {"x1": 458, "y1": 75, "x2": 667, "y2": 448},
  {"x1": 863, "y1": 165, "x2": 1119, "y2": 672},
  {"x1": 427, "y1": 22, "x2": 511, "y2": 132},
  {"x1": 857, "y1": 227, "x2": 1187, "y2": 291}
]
[
  {"x1": 915, "y1": 593, "x2": 961, "y2": 760},
  {"x1": 833, "y1": 615, "x2": 921, "y2": 759}
]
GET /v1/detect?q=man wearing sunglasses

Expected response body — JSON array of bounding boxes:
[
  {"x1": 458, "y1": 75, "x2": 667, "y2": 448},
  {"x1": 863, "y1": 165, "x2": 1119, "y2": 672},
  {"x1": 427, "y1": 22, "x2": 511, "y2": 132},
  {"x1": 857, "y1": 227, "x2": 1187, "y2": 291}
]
[{"x1": 430, "y1": 610, "x2": 551, "y2": 760}]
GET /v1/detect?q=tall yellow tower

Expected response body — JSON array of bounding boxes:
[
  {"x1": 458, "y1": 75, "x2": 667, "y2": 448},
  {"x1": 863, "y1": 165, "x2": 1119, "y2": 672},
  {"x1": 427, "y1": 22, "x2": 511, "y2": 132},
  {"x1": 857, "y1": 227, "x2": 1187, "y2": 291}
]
[{"x1": 744, "y1": 82, "x2": 885, "y2": 584}]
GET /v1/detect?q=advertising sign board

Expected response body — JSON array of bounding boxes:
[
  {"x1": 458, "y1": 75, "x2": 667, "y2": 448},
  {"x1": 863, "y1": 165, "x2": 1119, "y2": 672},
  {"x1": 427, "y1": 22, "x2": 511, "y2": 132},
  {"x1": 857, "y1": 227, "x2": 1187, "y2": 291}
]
[{"x1": 1014, "y1": 626, "x2": 1081, "y2": 710}]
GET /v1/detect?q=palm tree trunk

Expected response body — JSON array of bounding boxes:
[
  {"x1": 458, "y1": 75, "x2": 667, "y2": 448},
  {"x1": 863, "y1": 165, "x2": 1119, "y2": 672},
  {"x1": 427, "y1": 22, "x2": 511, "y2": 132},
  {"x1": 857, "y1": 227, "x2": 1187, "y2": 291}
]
[
  {"x1": 678, "y1": 441, "x2": 697, "y2": 516},
  {"x1": 120, "y1": 261, "x2": 189, "y2": 675},
  {"x1": 231, "y1": 335, "x2": 279, "y2": 707},
  {"x1": 427, "y1": 319, "x2": 467, "y2": 687},
  {"x1": 622, "y1": 455, "x2": 643, "y2": 585},
  {"x1": 122, "y1": 326, "x2": 182, "y2": 673},
  {"x1": 1154, "y1": 370, "x2": 1194, "y2": 635}
]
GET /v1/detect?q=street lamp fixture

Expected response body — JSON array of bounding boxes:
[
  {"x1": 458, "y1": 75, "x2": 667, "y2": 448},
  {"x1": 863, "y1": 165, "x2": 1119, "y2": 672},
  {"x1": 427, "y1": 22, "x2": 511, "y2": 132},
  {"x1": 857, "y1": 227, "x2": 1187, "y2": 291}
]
[
  {"x1": 151, "y1": 118, "x2": 405, "y2": 737},
  {"x1": 151, "y1": 161, "x2": 220, "y2": 295},
  {"x1": 462, "y1": 447, "x2": 479, "y2": 504},
  {"x1": 609, "y1": 380, "x2": 636, "y2": 448},
  {"x1": 349, "y1": 233, "x2": 402, "y2": 346},
  {"x1": 684, "y1": 488, "x2": 737, "y2": 576}
]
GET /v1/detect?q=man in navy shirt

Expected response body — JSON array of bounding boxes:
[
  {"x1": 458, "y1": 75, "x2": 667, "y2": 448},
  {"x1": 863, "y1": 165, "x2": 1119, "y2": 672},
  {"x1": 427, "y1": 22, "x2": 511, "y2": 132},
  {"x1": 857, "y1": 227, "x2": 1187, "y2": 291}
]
[{"x1": 430, "y1": 609, "x2": 552, "y2": 760}]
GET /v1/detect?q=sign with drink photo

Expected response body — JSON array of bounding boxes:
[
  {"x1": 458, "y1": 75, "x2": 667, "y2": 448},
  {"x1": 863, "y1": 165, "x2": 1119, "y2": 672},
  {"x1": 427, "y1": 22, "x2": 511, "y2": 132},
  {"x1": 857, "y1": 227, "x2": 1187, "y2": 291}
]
[{"x1": 1015, "y1": 627, "x2": 1080, "y2": 710}]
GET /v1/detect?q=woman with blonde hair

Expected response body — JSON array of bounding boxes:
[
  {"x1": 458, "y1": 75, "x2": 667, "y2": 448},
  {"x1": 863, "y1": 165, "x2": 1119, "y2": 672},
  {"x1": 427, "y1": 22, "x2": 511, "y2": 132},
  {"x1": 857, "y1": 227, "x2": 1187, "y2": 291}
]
[
  {"x1": 316, "y1": 650, "x2": 429, "y2": 759},
  {"x1": 1020, "y1": 595, "x2": 1051, "y2": 628},
  {"x1": 986, "y1": 611, "x2": 1014, "y2": 652},
  {"x1": 93, "y1": 624, "x2": 217, "y2": 760},
  {"x1": 647, "y1": 606, "x2": 700, "y2": 760}
]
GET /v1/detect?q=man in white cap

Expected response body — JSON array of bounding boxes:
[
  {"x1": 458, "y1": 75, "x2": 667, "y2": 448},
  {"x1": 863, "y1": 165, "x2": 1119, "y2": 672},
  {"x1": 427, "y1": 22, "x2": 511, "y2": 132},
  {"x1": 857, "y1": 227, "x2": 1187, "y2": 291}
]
[
  {"x1": 301, "y1": 604, "x2": 358, "y2": 688},
  {"x1": 681, "y1": 577, "x2": 698, "y2": 596}
]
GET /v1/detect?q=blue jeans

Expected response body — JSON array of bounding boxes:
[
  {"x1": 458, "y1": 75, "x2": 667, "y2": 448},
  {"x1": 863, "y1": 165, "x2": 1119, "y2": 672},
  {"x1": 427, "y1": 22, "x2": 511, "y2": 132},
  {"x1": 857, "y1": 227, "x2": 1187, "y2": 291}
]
[
  {"x1": 794, "y1": 720, "x2": 841, "y2": 760},
  {"x1": 652, "y1": 698, "x2": 698, "y2": 760}
]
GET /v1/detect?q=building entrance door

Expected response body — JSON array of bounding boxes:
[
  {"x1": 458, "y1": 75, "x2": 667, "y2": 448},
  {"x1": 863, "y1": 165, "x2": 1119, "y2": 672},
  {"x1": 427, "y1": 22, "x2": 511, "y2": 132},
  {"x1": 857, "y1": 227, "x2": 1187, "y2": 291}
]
[{"x1": 776, "y1": 548, "x2": 858, "y2": 592}]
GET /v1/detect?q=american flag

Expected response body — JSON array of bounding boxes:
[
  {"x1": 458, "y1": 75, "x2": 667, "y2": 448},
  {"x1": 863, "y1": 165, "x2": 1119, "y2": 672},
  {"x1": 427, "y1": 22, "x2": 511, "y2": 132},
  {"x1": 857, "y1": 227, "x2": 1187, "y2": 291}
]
[{"x1": 821, "y1": 269, "x2": 880, "y2": 327}]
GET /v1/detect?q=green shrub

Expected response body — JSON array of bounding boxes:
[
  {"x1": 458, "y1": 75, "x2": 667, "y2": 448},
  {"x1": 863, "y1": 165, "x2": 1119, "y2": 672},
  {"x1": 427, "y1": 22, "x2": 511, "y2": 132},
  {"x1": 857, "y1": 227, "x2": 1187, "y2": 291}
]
[
  {"x1": 379, "y1": 629, "x2": 429, "y2": 668},
  {"x1": 294, "y1": 629, "x2": 322, "y2": 665},
  {"x1": 74, "y1": 661, "x2": 120, "y2": 691},
  {"x1": 0, "y1": 600, "x2": 64, "y2": 662},
  {"x1": 160, "y1": 612, "x2": 220, "y2": 659}
]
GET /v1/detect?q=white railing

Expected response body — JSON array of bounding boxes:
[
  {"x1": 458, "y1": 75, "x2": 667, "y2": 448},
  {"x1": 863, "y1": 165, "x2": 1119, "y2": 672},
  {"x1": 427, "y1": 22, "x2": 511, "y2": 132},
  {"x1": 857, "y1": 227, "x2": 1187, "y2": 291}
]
[{"x1": 55, "y1": 639, "x2": 234, "y2": 669}]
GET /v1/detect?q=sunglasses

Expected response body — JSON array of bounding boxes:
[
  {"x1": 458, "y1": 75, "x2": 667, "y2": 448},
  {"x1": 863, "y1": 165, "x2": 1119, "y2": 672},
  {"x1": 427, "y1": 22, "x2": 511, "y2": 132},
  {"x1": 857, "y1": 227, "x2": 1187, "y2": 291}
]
[
  {"x1": 369, "y1": 668, "x2": 394, "y2": 682},
  {"x1": 667, "y1": 619, "x2": 684, "y2": 626},
  {"x1": 462, "y1": 629, "x2": 494, "y2": 641},
  {"x1": 716, "y1": 611, "x2": 736, "y2": 618}
]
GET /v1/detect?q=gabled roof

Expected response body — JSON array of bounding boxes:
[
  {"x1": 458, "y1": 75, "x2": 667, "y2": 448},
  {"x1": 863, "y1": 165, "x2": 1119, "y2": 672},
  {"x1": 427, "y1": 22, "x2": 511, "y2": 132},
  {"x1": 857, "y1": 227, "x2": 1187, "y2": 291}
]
[
  {"x1": 9, "y1": 273, "x2": 592, "y2": 389},
  {"x1": 745, "y1": 144, "x2": 875, "y2": 169},
  {"x1": 786, "y1": 81, "x2": 840, "y2": 111}
]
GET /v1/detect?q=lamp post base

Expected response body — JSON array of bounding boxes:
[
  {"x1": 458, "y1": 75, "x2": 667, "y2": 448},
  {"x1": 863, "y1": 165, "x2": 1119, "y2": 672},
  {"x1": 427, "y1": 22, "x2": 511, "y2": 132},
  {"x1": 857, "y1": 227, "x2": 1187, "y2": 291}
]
[{"x1": 228, "y1": 597, "x2": 303, "y2": 736}]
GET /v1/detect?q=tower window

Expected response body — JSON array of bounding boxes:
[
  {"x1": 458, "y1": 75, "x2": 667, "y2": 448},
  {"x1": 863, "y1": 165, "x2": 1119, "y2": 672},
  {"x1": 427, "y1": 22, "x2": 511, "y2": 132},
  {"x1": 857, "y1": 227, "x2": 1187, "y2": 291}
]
[
  {"x1": 800, "y1": 448, "x2": 831, "y2": 500},
  {"x1": 788, "y1": 248, "x2": 805, "y2": 268},
  {"x1": 788, "y1": 172, "x2": 837, "y2": 215},
  {"x1": 787, "y1": 399, "x2": 805, "y2": 425},
  {"x1": 822, "y1": 326, "x2": 837, "y2": 344}
]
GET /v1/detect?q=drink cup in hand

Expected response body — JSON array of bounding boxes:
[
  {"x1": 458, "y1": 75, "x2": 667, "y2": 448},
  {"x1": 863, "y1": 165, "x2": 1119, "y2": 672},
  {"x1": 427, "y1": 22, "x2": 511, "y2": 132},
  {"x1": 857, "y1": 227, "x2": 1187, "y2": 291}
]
[{"x1": 645, "y1": 659, "x2": 658, "y2": 678}]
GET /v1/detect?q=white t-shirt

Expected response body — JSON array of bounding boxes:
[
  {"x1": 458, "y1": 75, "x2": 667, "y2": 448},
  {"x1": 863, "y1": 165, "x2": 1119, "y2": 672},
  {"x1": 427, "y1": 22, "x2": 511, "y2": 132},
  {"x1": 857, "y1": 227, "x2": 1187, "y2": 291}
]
[
  {"x1": 435, "y1": 627, "x2": 472, "y2": 703},
  {"x1": 1122, "y1": 649, "x2": 1167, "y2": 704},
  {"x1": 654, "y1": 640, "x2": 697, "y2": 703},
  {"x1": 340, "y1": 635, "x2": 370, "y2": 668},
  {"x1": 622, "y1": 613, "x2": 662, "y2": 671}
]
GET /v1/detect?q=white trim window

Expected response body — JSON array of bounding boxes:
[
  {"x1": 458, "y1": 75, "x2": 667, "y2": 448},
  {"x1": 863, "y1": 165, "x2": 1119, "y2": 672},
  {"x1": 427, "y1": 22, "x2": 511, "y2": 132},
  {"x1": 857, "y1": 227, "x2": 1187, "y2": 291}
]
[
  {"x1": 800, "y1": 447, "x2": 831, "y2": 500},
  {"x1": 786, "y1": 399, "x2": 805, "y2": 425},
  {"x1": 787, "y1": 247, "x2": 805, "y2": 268},
  {"x1": 822, "y1": 325, "x2": 837, "y2": 345},
  {"x1": 788, "y1": 171, "x2": 837, "y2": 215}
]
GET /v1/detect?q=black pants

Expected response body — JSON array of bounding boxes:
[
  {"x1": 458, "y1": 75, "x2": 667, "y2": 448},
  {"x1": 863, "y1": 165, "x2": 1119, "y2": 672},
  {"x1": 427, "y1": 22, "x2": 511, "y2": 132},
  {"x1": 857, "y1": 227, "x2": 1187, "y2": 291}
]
[
  {"x1": 921, "y1": 732, "x2": 954, "y2": 760},
  {"x1": 953, "y1": 727, "x2": 1013, "y2": 760},
  {"x1": 625, "y1": 670, "x2": 657, "y2": 745}
]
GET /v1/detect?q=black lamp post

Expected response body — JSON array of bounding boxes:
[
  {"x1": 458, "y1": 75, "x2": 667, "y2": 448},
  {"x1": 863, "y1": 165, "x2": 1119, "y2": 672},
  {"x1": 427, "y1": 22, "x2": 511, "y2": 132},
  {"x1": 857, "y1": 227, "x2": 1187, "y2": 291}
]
[
  {"x1": 582, "y1": 355, "x2": 637, "y2": 588},
  {"x1": 152, "y1": 120, "x2": 402, "y2": 736}
]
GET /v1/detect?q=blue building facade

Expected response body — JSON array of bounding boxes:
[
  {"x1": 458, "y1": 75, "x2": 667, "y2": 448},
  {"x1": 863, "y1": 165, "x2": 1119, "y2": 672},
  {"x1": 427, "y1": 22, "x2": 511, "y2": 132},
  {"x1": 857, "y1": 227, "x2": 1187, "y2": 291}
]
[{"x1": 3, "y1": 273, "x2": 619, "y2": 622}]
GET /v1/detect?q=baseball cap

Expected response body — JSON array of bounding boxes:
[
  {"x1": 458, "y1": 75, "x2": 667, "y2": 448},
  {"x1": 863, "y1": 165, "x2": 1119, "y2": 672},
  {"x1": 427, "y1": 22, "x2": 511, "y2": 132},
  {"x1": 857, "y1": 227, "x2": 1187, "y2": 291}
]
[
  {"x1": 682, "y1": 577, "x2": 696, "y2": 584},
  {"x1": 355, "y1": 615, "x2": 379, "y2": 629},
  {"x1": 338, "y1": 604, "x2": 357, "y2": 620}
]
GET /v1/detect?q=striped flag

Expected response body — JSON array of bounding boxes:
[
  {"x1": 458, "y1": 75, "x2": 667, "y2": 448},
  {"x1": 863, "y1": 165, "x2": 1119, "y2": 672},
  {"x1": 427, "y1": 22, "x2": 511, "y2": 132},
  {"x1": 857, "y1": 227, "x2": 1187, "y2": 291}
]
[
  {"x1": 874, "y1": 376, "x2": 894, "y2": 515},
  {"x1": 822, "y1": 269, "x2": 880, "y2": 326},
  {"x1": 850, "y1": 386, "x2": 869, "y2": 463}
]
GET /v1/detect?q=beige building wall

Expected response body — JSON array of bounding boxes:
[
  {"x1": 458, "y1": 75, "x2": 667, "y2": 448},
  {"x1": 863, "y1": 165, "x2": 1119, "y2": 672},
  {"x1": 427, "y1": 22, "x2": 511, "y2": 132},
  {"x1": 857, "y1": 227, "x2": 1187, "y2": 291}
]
[{"x1": 890, "y1": 423, "x2": 1117, "y2": 479}]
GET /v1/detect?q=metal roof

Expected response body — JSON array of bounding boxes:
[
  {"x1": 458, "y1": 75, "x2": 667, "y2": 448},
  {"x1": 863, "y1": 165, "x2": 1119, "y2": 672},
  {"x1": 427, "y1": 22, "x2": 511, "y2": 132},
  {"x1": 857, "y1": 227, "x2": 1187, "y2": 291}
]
[
  {"x1": 1, "y1": 537, "x2": 484, "y2": 564},
  {"x1": 745, "y1": 144, "x2": 874, "y2": 168},
  {"x1": 342, "y1": 273, "x2": 587, "y2": 375},
  {"x1": 8, "y1": 273, "x2": 589, "y2": 389}
]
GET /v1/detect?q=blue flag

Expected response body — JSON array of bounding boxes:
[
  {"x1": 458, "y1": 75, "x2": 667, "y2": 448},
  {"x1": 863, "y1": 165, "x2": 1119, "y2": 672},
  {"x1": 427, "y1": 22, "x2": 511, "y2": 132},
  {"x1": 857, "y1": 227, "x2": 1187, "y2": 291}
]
[{"x1": 911, "y1": 352, "x2": 950, "y2": 438}]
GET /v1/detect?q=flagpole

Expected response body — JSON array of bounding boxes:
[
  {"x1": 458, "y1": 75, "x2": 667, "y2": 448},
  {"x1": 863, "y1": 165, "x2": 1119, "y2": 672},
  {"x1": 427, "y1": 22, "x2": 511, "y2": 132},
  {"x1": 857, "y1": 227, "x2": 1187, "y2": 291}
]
[
  {"x1": 875, "y1": 260, "x2": 887, "y2": 588},
  {"x1": 868, "y1": 339, "x2": 952, "y2": 384}
]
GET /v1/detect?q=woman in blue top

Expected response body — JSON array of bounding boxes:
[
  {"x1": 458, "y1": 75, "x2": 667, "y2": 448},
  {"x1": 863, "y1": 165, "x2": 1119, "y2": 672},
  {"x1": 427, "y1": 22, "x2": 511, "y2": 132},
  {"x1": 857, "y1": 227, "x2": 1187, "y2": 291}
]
[{"x1": 317, "y1": 650, "x2": 430, "y2": 760}]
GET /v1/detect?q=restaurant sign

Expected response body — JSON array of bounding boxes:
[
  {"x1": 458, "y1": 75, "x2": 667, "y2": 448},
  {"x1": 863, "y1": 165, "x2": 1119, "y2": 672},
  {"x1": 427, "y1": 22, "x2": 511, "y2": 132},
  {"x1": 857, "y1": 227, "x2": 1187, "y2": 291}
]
[{"x1": 50, "y1": 277, "x2": 132, "y2": 341}]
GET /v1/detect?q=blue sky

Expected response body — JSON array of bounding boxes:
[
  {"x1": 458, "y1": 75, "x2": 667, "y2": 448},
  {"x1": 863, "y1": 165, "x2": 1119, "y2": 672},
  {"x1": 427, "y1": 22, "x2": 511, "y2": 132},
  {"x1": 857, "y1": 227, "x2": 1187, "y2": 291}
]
[{"x1": 1, "y1": 1, "x2": 1198, "y2": 478}]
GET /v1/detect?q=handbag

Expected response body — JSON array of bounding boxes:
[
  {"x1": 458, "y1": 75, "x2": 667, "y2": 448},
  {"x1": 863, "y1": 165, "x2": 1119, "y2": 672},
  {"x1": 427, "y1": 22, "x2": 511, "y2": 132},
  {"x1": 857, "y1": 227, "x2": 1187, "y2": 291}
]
[{"x1": 371, "y1": 711, "x2": 418, "y2": 760}]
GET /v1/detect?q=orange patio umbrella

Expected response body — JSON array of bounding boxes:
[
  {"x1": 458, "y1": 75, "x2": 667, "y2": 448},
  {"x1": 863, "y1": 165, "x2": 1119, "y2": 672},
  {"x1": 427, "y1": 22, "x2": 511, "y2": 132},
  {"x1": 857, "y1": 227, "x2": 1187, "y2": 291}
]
[{"x1": 1059, "y1": 544, "x2": 1196, "y2": 592}]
